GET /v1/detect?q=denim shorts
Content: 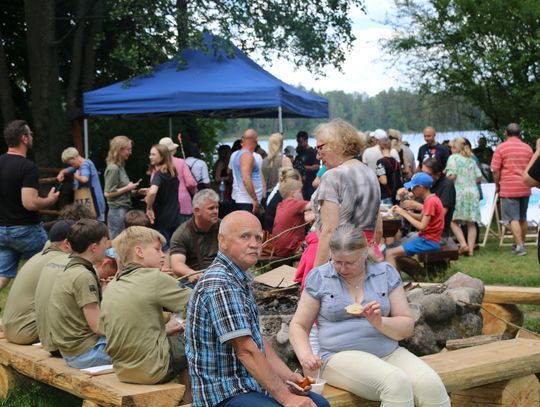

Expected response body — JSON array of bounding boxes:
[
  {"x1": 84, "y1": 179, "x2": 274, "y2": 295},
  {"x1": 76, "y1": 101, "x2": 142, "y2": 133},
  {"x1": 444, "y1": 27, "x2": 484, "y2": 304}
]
[
  {"x1": 107, "y1": 206, "x2": 129, "y2": 240},
  {"x1": 0, "y1": 223, "x2": 47, "y2": 278},
  {"x1": 501, "y1": 197, "x2": 529, "y2": 222},
  {"x1": 63, "y1": 336, "x2": 111, "y2": 369},
  {"x1": 403, "y1": 237, "x2": 440, "y2": 256}
]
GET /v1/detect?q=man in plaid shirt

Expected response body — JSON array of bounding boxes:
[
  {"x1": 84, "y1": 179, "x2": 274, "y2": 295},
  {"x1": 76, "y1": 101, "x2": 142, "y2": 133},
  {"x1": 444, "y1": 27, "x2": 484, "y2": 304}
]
[{"x1": 185, "y1": 211, "x2": 329, "y2": 407}]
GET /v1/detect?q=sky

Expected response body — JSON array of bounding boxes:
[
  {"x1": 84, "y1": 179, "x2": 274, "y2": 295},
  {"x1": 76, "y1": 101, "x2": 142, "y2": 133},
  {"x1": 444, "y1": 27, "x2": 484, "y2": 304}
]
[{"x1": 261, "y1": 0, "x2": 403, "y2": 96}]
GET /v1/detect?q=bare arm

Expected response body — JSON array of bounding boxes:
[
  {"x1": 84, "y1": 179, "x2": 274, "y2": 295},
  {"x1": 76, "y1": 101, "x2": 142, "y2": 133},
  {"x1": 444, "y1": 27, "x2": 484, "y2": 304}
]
[
  {"x1": 104, "y1": 180, "x2": 140, "y2": 198},
  {"x1": 363, "y1": 285, "x2": 414, "y2": 340},
  {"x1": 82, "y1": 303, "x2": 101, "y2": 334},
  {"x1": 378, "y1": 175, "x2": 388, "y2": 185},
  {"x1": 170, "y1": 253, "x2": 201, "y2": 283},
  {"x1": 231, "y1": 336, "x2": 315, "y2": 407},
  {"x1": 393, "y1": 205, "x2": 431, "y2": 230},
  {"x1": 524, "y1": 141, "x2": 540, "y2": 187},
  {"x1": 240, "y1": 153, "x2": 259, "y2": 212},
  {"x1": 289, "y1": 292, "x2": 324, "y2": 372},
  {"x1": 314, "y1": 200, "x2": 340, "y2": 267},
  {"x1": 21, "y1": 187, "x2": 59, "y2": 211},
  {"x1": 145, "y1": 184, "x2": 159, "y2": 224}
]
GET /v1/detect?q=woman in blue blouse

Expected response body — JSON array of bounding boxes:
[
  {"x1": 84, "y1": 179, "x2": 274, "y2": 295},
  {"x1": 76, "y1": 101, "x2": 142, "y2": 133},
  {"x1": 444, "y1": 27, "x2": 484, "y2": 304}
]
[{"x1": 289, "y1": 225, "x2": 449, "y2": 407}]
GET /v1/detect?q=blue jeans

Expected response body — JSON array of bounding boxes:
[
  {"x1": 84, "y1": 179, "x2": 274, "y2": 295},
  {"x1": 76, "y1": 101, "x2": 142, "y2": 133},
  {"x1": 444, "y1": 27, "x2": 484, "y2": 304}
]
[
  {"x1": 107, "y1": 206, "x2": 129, "y2": 239},
  {"x1": 63, "y1": 336, "x2": 111, "y2": 368},
  {"x1": 217, "y1": 391, "x2": 330, "y2": 407},
  {"x1": 0, "y1": 223, "x2": 47, "y2": 278}
]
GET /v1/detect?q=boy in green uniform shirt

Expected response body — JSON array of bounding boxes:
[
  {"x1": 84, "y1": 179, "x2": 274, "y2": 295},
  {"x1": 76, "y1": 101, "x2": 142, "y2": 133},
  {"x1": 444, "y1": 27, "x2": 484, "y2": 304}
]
[
  {"x1": 99, "y1": 226, "x2": 192, "y2": 386},
  {"x1": 48, "y1": 219, "x2": 111, "y2": 368},
  {"x1": 3, "y1": 220, "x2": 73, "y2": 344}
]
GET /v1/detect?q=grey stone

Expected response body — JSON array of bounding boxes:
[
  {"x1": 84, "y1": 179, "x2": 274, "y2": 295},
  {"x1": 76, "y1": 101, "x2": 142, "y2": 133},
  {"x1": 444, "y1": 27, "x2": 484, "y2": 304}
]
[
  {"x1": 445, "y1": 272, "x2": 484, "y2": 293},
  {"x1": 402, "y1": 323, "x2": 440, "y2": 356},
  {"x1": 407, "y1": 287, "x2": 425, "y2": 303},
  {"x1": 408, "y1": 303, "x2": 424, "y2": 324},
  {"x1": 457, "y1": 313, "x2": 483, "y2": 338},
  {"x1": 431, "y1": 317, "x2": 462, "y2": 347},
  {"x1": 419, "y1": 293, "x2": 456, "y2": 323},
  {"x1": 446, "y1": 287, "x2": 484, "y2": 314}
]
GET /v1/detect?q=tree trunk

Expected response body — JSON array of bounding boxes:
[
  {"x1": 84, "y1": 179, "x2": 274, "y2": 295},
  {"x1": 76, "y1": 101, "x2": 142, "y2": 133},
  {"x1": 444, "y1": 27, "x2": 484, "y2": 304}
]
[
  {"x1": 81, "y1": 0, "x2": 105, "y2": 93},
  {"x1": 24, "y1": 0, "x2": 68, "y2": 164},
  {"x1": 0, "y1": 29, "x2": 16, "y2": 125},
  {"x1": 176, "y1": 0, "x2": 188, "y2": 51},
  {"x1": 66, "y1": 0, "x2": 88, "y2": 113}
]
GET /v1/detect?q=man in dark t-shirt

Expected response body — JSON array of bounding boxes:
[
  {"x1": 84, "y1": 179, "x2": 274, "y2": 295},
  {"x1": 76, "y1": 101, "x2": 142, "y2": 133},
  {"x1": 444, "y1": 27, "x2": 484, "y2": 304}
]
[
  {"x1": 170, "y1": 189, "x2": 220, "y2": 285},
  {"x1": 294, "y1": 131, "x2": 319, "y2": 200},
  {"x1": 0, "y1": 120, "x2": 59, "y2": 291},
  {"x1": 417, "y1": 126, "x2": 450, "y2": 171}
]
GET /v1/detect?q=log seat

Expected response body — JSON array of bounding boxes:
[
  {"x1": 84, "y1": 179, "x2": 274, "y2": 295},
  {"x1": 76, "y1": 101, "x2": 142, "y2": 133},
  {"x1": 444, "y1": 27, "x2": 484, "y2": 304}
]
[
  {"x1": 0, "y1": 339, "x2": 185, "y2": 406},
  {"x1": 321, "y1": 338, "x2": 540, "y2": 406},
  {"x1": 416, "y1": 238, "x2": 459, "y2": 264}
]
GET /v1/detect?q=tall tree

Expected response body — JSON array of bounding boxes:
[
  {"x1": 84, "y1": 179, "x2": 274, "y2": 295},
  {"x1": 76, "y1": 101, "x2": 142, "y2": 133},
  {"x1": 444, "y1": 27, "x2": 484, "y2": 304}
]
[
  {"x1": 383, "y1": 0, "x2": 540, "y2": 136},
  {"x1": 1, "y1": 0, "x2": 364, "y2": 162}
]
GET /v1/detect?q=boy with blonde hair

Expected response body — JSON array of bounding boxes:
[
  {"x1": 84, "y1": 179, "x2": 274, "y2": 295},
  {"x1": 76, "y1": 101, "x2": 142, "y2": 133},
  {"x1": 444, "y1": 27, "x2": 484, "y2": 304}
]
[{"x1": 99, "y1": 226, "x2": 192, "y2": 386}]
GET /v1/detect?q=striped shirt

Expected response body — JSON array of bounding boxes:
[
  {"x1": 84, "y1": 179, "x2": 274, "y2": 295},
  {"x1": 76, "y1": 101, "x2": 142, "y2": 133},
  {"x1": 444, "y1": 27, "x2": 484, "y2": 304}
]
[
  {"x1": 185, "y1": 251, "x2": 264, "y2": 407},
  {"x1": 491, "y1": 137, "x2": 533, "y2": 197}
]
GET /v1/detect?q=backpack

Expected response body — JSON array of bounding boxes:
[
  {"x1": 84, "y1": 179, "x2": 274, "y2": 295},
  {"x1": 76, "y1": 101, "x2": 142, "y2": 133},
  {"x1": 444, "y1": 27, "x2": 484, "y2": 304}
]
[{"x1": 188, "y1": 158, "x2": 206, "y2": 190}]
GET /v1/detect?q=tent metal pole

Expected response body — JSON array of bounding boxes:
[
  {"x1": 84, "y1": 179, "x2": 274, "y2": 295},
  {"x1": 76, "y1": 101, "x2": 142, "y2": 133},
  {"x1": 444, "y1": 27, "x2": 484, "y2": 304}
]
[
  {"x1": 168, "y1": 117, "x2": 173, "y2": 138},
  {"x1": 278, "y1": 106, "x2": 283, "y2": 133},
  {"x1": 83, "y1": 118, "x2": 89, "y2": 158}
]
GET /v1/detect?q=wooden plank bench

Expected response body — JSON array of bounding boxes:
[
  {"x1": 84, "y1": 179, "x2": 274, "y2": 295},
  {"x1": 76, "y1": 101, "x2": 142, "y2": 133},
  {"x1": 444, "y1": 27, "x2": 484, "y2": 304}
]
[
  {"x1": 320, "y1": 338, "x2": 540, "y2": 406},
  {"x1": 0, "y1": 339, "x2": 185, "y2": 406},
  {"x1": 416, "y1": 239, "x2": 459, "y2": 264}
]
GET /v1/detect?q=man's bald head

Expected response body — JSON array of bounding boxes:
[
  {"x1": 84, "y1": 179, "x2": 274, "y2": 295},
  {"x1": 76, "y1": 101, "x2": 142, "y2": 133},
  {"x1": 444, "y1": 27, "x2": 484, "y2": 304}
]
[
  {"x1": 242, "y1": 128, "x2": 258, "y2": 151},
  {"x1": 219, "y1": 211, "x2": 263, "y2": 271},
  {"x1": 423, "y1": 126, "x2": 436, "y2": 146}
]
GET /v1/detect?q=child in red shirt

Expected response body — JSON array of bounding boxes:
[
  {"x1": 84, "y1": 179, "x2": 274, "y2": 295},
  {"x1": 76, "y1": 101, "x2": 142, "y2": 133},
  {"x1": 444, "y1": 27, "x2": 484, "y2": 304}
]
[
  {"x1": 386, "y1": 172, "x2": 444, "y2": 267},
  {"x1": 271, "y1": 179, "x2": 310, "y2": 257}
]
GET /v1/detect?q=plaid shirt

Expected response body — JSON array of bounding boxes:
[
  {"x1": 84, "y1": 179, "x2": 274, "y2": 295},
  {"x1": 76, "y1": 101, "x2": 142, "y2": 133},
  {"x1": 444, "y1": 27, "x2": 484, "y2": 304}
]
[{"x1": 185, "y1": 251, "x2": 264, "y2": 407}]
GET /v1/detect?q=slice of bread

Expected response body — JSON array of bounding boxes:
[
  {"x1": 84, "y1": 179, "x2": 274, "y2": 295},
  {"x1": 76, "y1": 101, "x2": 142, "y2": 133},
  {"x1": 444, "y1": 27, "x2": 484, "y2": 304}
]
[{"x1": 345, "y1": 302, "x2": 364, "y2": 316}]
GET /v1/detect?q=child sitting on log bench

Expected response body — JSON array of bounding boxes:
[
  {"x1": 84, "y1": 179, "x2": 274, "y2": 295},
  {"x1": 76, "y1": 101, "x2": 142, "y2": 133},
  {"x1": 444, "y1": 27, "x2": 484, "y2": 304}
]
[
  {"x1": 48, "y1": 219, "x2": 112, "y2": 368},
  {"x1": 99, "y1": 226, "x2": 192, "y2": 389},
  {"x1": 3, "y1": 219, "x2": 73, "y2": 345},
  {"x1": 386, "y1": 173, "x2": 444, "y2": 268}
]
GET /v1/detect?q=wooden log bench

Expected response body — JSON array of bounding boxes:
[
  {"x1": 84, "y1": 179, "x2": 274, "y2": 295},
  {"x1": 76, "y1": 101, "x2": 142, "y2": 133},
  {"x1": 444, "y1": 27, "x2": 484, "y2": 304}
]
[
  {"x1": 320, "y1": 338, "x2": 540, "y2": 407},
  {"x1": 0, "y1": 339, "x2": 185, "y2": 406},
  {"x1": 416, "y1": 239, "x2": 459, "y2": 270}
]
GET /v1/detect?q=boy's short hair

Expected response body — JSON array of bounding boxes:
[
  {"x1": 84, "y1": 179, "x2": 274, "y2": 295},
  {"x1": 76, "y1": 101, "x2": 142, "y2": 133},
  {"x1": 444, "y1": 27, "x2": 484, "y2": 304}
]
[
  {"x1": 279, "y1": 179, "x2": 302, "y2": 199},
  {"x1": 113, "y1": 226, "x2": 166, "y2": 266},
  {"x1": 124, "y1": 210, "x2": 151, "y2": 228},
  {"x1": 60, "y1": 203, "x2": 96, "y2": 220},
  {"x1": 61, "y1": 147, "x2": 80, "y2": 164},
  {"x1": 67, "y1": 219, "x2": 109, "y2": 253}
]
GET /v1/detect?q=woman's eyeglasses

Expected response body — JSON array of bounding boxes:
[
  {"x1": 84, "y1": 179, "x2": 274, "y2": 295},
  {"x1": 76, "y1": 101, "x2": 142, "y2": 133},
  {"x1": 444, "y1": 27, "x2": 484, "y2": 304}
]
[{"x1": 316, "y1": 143, "x2": 327, "y2": 152}]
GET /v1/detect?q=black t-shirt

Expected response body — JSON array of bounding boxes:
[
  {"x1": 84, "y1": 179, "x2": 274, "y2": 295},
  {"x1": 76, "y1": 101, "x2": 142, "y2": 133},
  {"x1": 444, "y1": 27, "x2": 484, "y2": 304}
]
[
  {"x1": 263, "y1": 191, "x2": 283, "y2": 233},
  {"x1": 151, "y1": 171, "x2": 180, "y2": 229},
  {"x1": 528, "y1": 156, "x2": 540, "y2": 183},
  {"x1": 294, "y1": 146, "x2": 319, "y2": 199},
  {"x1": 431, "y1": 175, "x2": 456, "y2": 238},
  {"x1": 417, "y1": 143, "x2": 450, "y2": 169},
  {"x1": 375, "y1": 156, "x2": 403, "y2": 204},
  {"x1": 0, "y1": 154, "x2": 40, "y2": 226}
]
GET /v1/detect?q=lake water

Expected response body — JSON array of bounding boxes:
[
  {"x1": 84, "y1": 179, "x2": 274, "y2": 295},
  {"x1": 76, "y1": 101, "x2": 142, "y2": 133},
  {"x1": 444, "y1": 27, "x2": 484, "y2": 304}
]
[{"x1": 223, "y1": 130, "x2": 495, "y2": 162}]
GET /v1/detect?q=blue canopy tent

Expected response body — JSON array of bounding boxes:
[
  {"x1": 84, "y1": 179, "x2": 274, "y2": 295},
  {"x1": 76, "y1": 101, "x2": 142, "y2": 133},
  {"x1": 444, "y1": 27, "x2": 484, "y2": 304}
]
[{"x1": 82, "y1": 35, "x2": 329, "y2": 156}]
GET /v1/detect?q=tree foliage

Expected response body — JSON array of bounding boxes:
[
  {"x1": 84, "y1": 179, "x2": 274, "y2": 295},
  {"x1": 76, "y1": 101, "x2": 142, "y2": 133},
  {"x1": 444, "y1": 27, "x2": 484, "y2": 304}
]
[
  {"x1": 225, "y1": 88, "x2": 484, "y2": 138},
  {"x1": 383, "y1": 0, "x2": 540, "y2": 139},
  {"x1": 0, "y1": 0, "x2": 363, "y2": 163}
]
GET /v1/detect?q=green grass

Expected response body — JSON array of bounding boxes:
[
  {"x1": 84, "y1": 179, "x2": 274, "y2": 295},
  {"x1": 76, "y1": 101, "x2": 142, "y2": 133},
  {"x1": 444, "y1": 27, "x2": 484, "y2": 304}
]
[{"x1": 0, "y1": 236, "x2": 539, "y2": 404}]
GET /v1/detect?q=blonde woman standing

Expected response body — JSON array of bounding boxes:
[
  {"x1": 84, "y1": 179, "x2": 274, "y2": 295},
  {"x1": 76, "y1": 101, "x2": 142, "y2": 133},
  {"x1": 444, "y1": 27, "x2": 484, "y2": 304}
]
[
  {"x1": 104, "y1": 136, "x2": 140, "y2": 238},
  {"x1": 145, "y1": 144, "x2": 180, "y2": 250},
  {"x1": 445, "y1": 137, "x2": 482, "y2": 256},
  {"x1": 261, "y1": 133, "x2": 292, "y2": 196}
]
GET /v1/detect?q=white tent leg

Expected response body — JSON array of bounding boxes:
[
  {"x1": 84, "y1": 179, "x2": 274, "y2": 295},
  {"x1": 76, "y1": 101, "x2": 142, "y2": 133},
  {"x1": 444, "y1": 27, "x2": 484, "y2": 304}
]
[
  {"x1": 169, "y1": 117, "x2": 173, "y2": 138},
  {"x1": 278, "y1": 106, "x2": 283, "y2": 133},
  {"x1": 84, "y1": 118, "x2": 89, "y2": 158}
]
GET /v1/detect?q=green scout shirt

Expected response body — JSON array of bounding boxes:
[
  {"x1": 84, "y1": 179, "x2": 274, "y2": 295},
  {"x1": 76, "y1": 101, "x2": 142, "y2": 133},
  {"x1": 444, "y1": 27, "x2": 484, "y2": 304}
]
[
  {"x1": 104, "y1": 164, "x2": 132, "y2": 209},
  {"x1": 3, "y1": 247, "x2": 63, "y2": 344},
  {"x1": 99, "y1": 263, "x2": 192, "y2": 384},
  {"x1": 34, "y1": 253, "x2": 71, "y2": 352},
  {"x1": 169, "y1": 219, "x2": 220, "y2": 270},
  {"x1": 48, "y1": 256, "x2": 102, "y2": 357}
]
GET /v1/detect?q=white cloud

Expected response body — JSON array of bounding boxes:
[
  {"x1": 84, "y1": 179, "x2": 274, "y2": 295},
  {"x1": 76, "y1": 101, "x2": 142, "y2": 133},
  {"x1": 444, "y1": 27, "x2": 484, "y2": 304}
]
[{"x1": 257, "y1": 0, "x2": 405, "y2": 96}]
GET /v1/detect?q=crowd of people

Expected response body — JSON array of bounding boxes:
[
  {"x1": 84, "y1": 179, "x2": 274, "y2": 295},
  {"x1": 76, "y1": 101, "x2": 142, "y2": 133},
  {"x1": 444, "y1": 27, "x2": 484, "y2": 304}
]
[{"x1": 1, "y1": 117, "x2": 539, "y2": 406}]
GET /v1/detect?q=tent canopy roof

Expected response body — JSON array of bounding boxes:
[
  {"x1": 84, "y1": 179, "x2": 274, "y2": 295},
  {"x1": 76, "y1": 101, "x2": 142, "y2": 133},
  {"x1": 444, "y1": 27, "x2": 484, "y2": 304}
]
[{"x1": 83, "y1": 35, "x2": 328, "y2": 119}]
